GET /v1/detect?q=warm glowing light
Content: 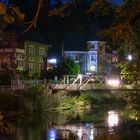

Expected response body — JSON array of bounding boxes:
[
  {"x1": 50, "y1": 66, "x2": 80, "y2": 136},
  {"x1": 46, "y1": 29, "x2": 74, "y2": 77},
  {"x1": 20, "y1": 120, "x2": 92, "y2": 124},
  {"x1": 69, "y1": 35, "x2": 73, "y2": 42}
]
[
  {"x1": 107, "y1": 78, "x2": 120, "y2": 87},
  {"x1": 90, "y1": 65, "x2": 96, "y2": 72},
  {"x1": 107, "y1": 111, "x2": 119, "y2": 127}
]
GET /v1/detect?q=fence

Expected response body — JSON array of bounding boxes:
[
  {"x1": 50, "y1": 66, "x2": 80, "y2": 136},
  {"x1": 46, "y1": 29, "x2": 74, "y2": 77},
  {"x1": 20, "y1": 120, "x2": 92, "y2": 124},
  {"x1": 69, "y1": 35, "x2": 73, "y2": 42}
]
[{"x1": 0, "y1": 80, "x2": 45, "y2": 93}]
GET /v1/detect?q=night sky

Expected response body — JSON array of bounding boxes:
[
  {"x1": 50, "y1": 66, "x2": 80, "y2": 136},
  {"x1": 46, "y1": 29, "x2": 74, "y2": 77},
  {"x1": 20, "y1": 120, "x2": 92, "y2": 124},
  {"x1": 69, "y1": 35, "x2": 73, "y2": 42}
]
[
  {"x1": 50, "y1": 0, "x2": 122, "y2": 4},
  {"x1": 1, "y1": 0, "x2": 122, "y2": 59}
]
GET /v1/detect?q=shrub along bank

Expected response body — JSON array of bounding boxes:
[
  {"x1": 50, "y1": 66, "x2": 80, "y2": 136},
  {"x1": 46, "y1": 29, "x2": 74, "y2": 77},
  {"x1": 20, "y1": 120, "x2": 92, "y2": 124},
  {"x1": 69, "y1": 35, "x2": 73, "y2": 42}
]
[{"x1": 0, "y1": 87, "x2": 127, "y2": 114}]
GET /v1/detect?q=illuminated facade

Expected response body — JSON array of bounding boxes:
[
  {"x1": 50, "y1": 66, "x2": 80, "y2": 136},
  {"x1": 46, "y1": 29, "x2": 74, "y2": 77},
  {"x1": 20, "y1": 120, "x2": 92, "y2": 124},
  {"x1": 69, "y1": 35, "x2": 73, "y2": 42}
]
[
  {"x1": 64, "y1": 41, "x2": 106, "y2": 74},
  {"x1": 0, "y1": 30, "x2": 49, "y2": 77},
  {"x1": 24, "y1": 40, "x2": 49, "y2": 76},
  {"x1": 0, "y1": 48, "x2": 25, "y2": 70},
  {"x1": 0, "y1": 30, "x2": 24, "y2": 70}
]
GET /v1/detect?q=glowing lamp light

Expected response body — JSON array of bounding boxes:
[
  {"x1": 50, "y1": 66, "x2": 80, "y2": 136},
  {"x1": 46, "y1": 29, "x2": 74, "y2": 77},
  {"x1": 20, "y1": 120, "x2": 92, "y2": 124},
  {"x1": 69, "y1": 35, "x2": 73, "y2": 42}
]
[
  {"x1": 90, "y1": 65, "x2": 96, "y2": 72},
  {"x1": 107, "y1": 78, "x2": 120, "y2": 87},
  {"x1": 47, "y1": 58, "x2": 57, "y2": 64},
  {"x1": 127, "y1": 54, "x2": 132, "y2": 61}
]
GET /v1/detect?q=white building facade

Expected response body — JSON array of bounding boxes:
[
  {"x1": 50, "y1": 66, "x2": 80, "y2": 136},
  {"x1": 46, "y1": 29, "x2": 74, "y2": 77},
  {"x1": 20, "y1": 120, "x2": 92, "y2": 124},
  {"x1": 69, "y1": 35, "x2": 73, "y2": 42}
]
[{"x1": 64, "y1": 41, "x2": 106, "y2": 74}]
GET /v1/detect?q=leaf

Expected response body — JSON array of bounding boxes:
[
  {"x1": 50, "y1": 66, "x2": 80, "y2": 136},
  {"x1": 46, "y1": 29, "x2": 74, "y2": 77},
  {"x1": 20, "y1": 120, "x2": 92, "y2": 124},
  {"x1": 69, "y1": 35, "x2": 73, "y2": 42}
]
[
  {"x1": 12, "y1": 6, "x2": 25, "y2": 21},
  {"x1": 3, "y1": 14, "x2": 14, "y2": 23},
  {"x1": 0, "y1": 2, "x2": 7, "y2": 15}
]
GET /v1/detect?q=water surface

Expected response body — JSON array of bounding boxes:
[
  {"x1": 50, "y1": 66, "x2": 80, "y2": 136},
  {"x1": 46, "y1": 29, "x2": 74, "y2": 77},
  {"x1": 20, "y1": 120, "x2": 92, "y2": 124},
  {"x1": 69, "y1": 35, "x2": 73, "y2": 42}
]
[{"x1": 0, "y1": 106, "x2": 140, "y2": 140}]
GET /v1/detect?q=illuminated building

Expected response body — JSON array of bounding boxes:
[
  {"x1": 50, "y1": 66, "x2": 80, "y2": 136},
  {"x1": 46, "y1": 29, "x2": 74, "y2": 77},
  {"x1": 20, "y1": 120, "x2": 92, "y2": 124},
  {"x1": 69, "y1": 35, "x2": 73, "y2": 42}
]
[
  {"x1": 0, "y1": 30, "x2": 24, "y2": 70},
  {"x1": 0, "y1": 30, "x2": 49, "y2": 77},
  {"x1": 24, "y1": 40, "x2": 49, "y2": 76},
  {"x1": 64, "y1": 41, "x2": 106, "y2": 74}
]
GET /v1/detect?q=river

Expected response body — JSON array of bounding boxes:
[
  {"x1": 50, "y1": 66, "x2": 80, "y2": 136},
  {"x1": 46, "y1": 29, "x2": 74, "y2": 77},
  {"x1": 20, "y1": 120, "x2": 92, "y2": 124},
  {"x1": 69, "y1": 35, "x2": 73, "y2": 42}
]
[{"x1": 0, "y1": 105, "x2": 140, "y2": 140}]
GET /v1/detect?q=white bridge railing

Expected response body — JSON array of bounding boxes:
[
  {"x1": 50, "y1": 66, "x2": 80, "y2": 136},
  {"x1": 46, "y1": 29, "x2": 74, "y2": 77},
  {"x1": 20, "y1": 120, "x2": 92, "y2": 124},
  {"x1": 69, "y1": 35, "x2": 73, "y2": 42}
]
[{"x1": 52, "y1": 74, "x2": 138, "y2": 91}]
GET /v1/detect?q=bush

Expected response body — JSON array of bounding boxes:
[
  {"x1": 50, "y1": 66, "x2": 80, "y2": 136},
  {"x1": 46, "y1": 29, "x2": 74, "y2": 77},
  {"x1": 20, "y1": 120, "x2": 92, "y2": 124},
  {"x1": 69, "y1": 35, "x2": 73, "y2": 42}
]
[
  {"x1": 0, "y1": 70, "x2": 12, "y2": 85},
  {"x1": 0, "y1": 93, "x2": 21, "y2": 111}
]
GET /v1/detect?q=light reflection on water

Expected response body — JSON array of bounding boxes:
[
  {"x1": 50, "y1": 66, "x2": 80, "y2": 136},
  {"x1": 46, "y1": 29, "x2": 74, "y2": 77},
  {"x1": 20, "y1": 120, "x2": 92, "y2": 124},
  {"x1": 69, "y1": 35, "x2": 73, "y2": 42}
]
[
  {"x1": 47, "y1": 128, "x2": 57, "y2": 140},
  {"x1": 47, "y1": 124, "x2": 95, "y2": 140},
  {"x1": 1, "y1": 108, "x2": 140, "y2": 140},
  {"x1": 47, "y1": 110, "x2": 119, "y2": 140},
  {"x1": 107, "y1": 111, "x2": 119, "y2": 127}
]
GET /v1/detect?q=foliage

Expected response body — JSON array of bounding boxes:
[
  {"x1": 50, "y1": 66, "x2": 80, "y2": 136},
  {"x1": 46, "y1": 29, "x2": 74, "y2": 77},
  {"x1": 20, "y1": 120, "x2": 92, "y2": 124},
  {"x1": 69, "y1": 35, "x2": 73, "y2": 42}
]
[
  {"x1": 47, "y1": 90, "x2": 125, "y2": 111},
  {"x1": 45, "y1": 68, "x2": 58, "y2": 80},
  {"x1": 10, "y1": 62, "x2": 18, "y2": 69},
  {"x1": 125, "y1": 91, "x2": 140, "y2": 110},
  {"x1": 88, "y1": 0, "x2": 114, "y2": 16},
  {"x1": 16, "y1": 85, "x2": 47, "y2": 113},
  {"x1": 57, "y1": 93, "x2": 91, "y2": 110},
  {"x1": 0, "y1": 85, "x2": 47, "y2": 113},
  {"x1": 96, "y1": 0, "x2": 140, "y2": 89},
  {"x1": 99, "y1": 0, "x2": 140, "y2": 45},
  {"x1": 1, "y1": 62, "x2": 8, "y2": 69},
  {"x1": 20, "y1": 70, "x2": 30, "y2": 80},
  {"x1": 80, "y1": 91, "x2": 126, "y2": 105},
  {"x1": 48, "y1": 3, "x2": 73, "y2": 17},
  {"x1": 46, "y1": 58, "x2": 80, "y2": 80},
  {"x1": 58, "y1": 57, "x2": 80, "y2": 75},
  {"x1": 0, "y1": 93, "x2": 21, "y2": 111},
  {"x1": 0, "y1": 70, "x2": 11, "y2": 85},
  {"x1": 0, "y1": 2, "x2": 25, "y2": 29}
]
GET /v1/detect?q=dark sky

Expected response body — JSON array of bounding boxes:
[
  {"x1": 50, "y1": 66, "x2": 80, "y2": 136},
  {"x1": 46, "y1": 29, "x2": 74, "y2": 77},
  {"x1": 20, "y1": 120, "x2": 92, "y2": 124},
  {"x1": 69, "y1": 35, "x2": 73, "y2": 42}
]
[
  {"x1": 51, "y1": 0, "x2": 122, "y2": 4},
  {"x1": 25, "y1": 0, "x2": 122, "y2": 59},
  {"x1": 4, "y1": 0, "x2": 122, "y2": 59}
]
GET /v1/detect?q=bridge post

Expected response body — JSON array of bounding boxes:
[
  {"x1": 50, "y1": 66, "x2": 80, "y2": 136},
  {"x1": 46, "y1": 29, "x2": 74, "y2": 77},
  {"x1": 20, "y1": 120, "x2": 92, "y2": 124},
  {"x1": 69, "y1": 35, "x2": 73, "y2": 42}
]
[
  {"x1": 64, "y1": 76, "x2": 66, "y2": 84},
  {"x1": 79, "y1": 76, "x2": 82, "y2": 85},
  {"x1": 66, "y1": 75, "x2": 69, "y2": 84}
]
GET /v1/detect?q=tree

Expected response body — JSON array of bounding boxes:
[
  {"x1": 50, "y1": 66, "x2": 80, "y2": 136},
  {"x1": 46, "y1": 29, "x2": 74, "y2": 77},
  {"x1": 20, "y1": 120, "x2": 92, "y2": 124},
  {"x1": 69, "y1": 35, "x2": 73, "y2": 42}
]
[
  {"x1": 0, "y1": 1, "x2": 25, "y2": 29},
  {"x1": 58, "y1": 57, "x2": 80, "y2": 75},
  {"x1": 46, "y1": 57, "x2": 80, "y2": 80},
  {"x1": 83, "y1": 0, "x2": 140, "y2": 90},
  {"x1": 103, "y1": 0, "x2": 140, "y2": 88}
]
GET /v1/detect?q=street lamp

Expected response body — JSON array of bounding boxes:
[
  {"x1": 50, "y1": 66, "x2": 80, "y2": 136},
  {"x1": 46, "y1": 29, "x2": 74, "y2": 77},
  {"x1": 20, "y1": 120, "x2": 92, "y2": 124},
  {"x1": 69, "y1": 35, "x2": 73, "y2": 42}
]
[
  {"x1": 127, "y1": 54, "x2": 132, "y2": 61},
  {"x1": 106, "y1": 77, "x2": 121, "y2": 87}
]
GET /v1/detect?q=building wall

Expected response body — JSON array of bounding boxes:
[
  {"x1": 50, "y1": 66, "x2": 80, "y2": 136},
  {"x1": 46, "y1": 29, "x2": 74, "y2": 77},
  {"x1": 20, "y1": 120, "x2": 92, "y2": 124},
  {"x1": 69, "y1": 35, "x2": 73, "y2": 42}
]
[
  {"x1": 64, "y1": 41, "x2": 106, "y2": 74},
  {"x1": 0, "y1": 40, "x2": 49, "y2": 77},
  {"x1": 15, "y1": 48, "x2": 25, "y2": 71},
  {"x1": 0, "y1": 48, "x2": 25, "y2": 70},
  {"x1": 87, "y1": 41, "x2": 106, "y2": 74},
  {"x1": 24, "y1": 40, "x2": 49, "y2": 76}
]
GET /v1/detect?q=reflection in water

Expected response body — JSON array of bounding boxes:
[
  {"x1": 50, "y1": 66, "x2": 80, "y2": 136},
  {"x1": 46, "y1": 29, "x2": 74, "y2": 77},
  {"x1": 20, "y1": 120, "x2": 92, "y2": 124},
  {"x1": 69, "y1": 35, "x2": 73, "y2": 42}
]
[
  {"x1": 47, "y1": 111, "x2": 120, "y2": 140},
  {"x1": 1, "y1": 107, "x2": 140, "y2": 140},
  {"x1": 48, "y1": 124, "x2": 96, "y2": 140},
  {"x1": 107, "y1": 111, "x2": 119, "y2": 127},
  {"x1": 47, "y1": 128, "x2": 57, "y2": 140}
]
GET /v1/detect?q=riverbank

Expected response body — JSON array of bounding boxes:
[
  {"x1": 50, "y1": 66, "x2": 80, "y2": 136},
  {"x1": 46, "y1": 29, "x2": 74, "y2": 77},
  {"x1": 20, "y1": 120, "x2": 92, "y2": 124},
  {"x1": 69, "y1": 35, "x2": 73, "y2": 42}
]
[
  {"x1": 0, "y1": 87, "x2": 127, "y2": 113},
  {"x1": 0, "y1": 87, "x2": 139, "y2": 138}
]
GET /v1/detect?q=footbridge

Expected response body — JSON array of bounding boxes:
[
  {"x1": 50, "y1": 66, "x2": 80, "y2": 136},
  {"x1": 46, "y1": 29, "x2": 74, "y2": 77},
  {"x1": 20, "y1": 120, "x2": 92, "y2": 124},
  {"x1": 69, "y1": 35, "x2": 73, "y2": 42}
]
[
  {"x1": 5, "y1": 74, "x2": 139, "y2": 92},
  {"x1": 51, "y1": 74, "x2": 139, "y2": 91}
]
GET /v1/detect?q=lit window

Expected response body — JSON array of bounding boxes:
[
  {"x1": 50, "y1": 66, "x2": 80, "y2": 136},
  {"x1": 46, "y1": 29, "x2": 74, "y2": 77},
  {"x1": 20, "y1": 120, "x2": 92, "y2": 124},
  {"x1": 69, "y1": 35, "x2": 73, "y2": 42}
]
[
  {"x1": 90, "y1": 65, "x2": 96, "y2": 72},
  {"x1": 16, "y1": 55, "x2": 24, "y2": 67}
]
